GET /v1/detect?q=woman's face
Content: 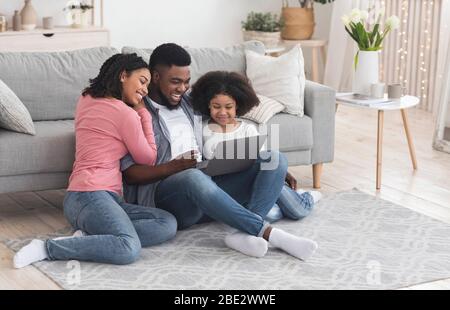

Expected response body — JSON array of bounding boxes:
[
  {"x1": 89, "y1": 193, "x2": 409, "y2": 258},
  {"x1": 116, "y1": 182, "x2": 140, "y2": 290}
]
[
  {"x1": 209, "y1": 94, "x2": 237, "y2": 126},
  {"x1": 121, "y1": 68, "x2": 151, "y2": 106}
]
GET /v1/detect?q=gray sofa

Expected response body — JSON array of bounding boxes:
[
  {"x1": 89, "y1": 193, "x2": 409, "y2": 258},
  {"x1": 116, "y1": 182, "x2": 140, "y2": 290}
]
[{"x1": 0, "y1": 42, "x2": 335, "y2": 194}]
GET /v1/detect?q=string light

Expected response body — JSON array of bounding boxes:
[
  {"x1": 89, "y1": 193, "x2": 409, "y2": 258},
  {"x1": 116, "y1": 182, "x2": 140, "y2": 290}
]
[
  {"x1": 391, "y1": 0, "x2": 435, "y2": 104},
  {"x1": 381, "y1": 0, "x2": 435, "y2": 104}
]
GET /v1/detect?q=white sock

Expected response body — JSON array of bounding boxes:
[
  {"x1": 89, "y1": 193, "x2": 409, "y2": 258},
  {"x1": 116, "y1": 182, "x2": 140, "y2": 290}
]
[
  {"x1": 72, "y1": 230, "x2": 86, "y2": 237},
  {"x1": 13, "y1": 239, "x2": 48, "y2": 269},
  {"x1": 296, "y1": 189, "x2": 323, "y2": 203},
  {"x1": 224, "y1": 232, "x2": 268, "y2": 258},
  {"x1": 268, "y1": 228, "x2": 318, "y2": 260},
  {"x1": 53, "y1": 229, "x2": 86, "y2": 241}
]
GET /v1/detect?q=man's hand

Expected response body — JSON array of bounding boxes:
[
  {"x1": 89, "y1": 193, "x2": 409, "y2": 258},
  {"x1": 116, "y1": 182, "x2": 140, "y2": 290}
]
[
  {"x1": 166, "y1": 157, "x2": 197, "y2": 174},
  {"x1": 285, "y1": 172, "x2": 298, "y2": 190},
  {"x1": 168, "y1": 150, "x2": 199, "y2": 174}
]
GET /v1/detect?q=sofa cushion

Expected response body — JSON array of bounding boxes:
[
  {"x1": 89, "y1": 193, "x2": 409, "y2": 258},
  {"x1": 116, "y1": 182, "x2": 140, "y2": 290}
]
[
  {"x1": 0, "y1": 79, "x2": 35, "y2": 135},
  {"x1": 265, "y1": 113, "x2": 313, "y2": 152},
  {"x1": 0, "y1": 47, "x2": 119, "y2": 121},
  {"x1": 246, "y1": 44, "x2": 305, "y2": 116},
  {"x1": 242, "y1": 94, "x2": 284, "y2": 124},
  {"x1": 122, "y1": 41, "x2": 266, "y2": 84},
  {"x1": 0, "y1": 120, "x2": 75, "y2": 176}
]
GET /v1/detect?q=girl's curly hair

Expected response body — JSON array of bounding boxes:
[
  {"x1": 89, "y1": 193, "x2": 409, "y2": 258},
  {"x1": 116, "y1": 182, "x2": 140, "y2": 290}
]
[
  {"x1": 190, "y1": 71, "x2": 259, "y2": 117},
  {"x1": 82, "y1": 53, "x2": 148, "y2": 100}
]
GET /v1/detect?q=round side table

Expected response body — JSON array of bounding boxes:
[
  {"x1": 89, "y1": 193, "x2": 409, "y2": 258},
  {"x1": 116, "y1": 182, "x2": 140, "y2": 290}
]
[{"x1": 336, "y1": 95, "x2": 420, "y2": 190}]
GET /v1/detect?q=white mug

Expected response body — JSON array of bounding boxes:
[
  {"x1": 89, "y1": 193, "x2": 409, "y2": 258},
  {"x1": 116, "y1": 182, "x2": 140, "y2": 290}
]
[
  {"x1": 43, "y1": 17, "x2": 53, "y2": 30},
  {"x1": 371, "y1": 83, "x2": 385, "y2": 99},
  {"x1": 388, "y1": 84, "x2": 406, "y2": 99}
]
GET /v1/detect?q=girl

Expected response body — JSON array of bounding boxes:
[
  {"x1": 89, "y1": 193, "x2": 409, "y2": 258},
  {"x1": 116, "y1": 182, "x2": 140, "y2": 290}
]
[
  {"x1": 14, "y1": 53, "x2": 177, "y2": 268},
  {"x1": 190, "y1": 71, "x2": 322, "y2": 224}
]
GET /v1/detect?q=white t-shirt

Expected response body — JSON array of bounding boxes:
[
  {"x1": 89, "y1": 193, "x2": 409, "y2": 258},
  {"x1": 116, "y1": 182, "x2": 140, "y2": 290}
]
[
  {"x1": 151, "y1": 100, "x2": 201, "y2": 160},
  {"x1": 202, "y1": 118, "x2": 260, "y2": 160}
]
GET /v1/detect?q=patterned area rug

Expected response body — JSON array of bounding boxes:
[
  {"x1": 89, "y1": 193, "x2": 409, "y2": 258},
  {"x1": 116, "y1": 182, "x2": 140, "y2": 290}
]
[{"x1": 5, "y1": 189, "x2": 450, "y2": 290}]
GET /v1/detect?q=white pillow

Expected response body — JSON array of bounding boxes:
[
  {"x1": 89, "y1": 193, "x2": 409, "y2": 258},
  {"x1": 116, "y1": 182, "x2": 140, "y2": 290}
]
[
  {"x1": 242, "y1": 94, "x2": 284, "y2": 124},
  {"x1": 245, "y1": 44, "x2": 305, "y2": 116},
  {"x1": 0, "y1": 79, "x2": 35, "y2": 135}
]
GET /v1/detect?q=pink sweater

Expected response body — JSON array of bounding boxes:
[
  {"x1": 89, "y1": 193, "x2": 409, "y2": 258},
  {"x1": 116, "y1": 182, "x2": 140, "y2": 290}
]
[{"x1": 68, "y1": 95, "x2": 157, "y2": 195}]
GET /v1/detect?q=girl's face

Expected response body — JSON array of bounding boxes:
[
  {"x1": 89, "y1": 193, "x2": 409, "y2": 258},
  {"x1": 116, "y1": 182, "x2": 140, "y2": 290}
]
[
  {"x1": 209, "y1": 94, "x2": 237, "y2": 126},
  {"x1": 120, "y1": 68, "x2": 151, "y2": 106}
]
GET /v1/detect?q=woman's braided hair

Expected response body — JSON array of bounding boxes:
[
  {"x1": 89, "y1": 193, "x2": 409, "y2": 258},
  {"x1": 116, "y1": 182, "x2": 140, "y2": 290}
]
[{"x1": 82, "y1": 53, "x2": 148, "y2": 99}]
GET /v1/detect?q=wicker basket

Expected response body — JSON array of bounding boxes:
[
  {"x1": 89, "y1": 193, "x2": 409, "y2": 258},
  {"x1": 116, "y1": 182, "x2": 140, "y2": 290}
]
[
  {"x1": 242, "y1": 30, "x2": 281, "y2": 48},
  {"x1": 281, "y1": 7, "x2": 315, "y2": 40}
]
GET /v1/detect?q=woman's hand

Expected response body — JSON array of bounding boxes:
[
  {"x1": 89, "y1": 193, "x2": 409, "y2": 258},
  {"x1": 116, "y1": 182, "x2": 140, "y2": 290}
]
[
  {"x1": 285, "y1": 172, "x2": 298, "y2": 190},
  {"x1": 132, "y1": 99, "x2": 146, "y2": 111}
]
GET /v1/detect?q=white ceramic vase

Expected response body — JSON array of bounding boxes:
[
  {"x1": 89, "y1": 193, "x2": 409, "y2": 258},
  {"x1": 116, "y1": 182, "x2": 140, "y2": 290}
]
[{"x1": 353, "y1": 50, "x2": 379, "y2": 96}]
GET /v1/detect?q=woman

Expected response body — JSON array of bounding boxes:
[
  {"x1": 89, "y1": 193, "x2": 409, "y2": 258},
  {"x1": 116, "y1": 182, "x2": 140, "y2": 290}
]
[{"x1": 14, "y1": 53, "x2": 177, "y2": 268}]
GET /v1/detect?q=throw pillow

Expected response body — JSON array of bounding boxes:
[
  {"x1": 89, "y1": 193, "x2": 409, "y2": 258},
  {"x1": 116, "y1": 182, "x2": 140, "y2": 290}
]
[
  {"x1": 241, "y1": 94, "x2": 284, "y2": 124},
  {"x1": 245, "y1": 44, "x2": 305, "y2": 116},
  {"x1": 0, "y1": 79, "x2": 35, "y2": 135}
]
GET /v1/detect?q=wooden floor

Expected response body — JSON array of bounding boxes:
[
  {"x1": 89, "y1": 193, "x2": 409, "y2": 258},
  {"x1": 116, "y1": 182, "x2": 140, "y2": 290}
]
[{"x1": 1, "y1": 104, "x2": 450, "y2": 290}]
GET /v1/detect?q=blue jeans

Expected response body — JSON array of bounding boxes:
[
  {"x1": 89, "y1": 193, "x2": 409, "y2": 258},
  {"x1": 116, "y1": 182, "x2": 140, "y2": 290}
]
[
  {"x1": 154, "y1": 151, "x2": 288, "y2": 236},
  {"x1": 46, "y1": 191, "x2": 177, "y2": 265},
  {"x1": 265, "y1": 186, "x2": 314, "y2": 223}
]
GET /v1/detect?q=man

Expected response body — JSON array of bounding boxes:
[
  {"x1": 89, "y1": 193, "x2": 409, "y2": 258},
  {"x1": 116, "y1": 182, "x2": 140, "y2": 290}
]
[{"x1": 120, "y1": 43, "x2": 317, "y2": 260}]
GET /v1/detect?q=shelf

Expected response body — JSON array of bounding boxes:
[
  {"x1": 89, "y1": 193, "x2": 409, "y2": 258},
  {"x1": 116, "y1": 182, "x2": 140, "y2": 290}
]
[
  {"x1": 0, "y1": 26, "x2": 108, "y2": 37},
  {"x1": 0, "y1": 26, "x2": 110, "y2": 52}
]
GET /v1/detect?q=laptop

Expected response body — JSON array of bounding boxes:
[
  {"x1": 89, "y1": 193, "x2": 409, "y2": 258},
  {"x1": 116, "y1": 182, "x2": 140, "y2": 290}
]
[{"x1": 196, "y1": 134, "x2": 267, "y2": 177}]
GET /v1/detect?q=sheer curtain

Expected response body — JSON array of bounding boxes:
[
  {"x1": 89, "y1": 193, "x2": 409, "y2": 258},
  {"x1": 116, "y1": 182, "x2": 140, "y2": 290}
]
[
  {"x1": 381, "y1": 0, "x2": 442, "y2": 113},
  {"x1": 433, "y1": 0, "x2": 450, "y2": 153}
]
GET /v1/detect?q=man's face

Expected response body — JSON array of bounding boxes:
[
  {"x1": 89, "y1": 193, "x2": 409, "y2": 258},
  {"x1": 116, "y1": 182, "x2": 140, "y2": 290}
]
[{"x1": 152, "y1": 65, "x2": 191, "y2": 109}]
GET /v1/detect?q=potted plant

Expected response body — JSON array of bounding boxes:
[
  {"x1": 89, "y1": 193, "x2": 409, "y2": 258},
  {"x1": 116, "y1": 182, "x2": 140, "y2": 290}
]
[
  {"x1": 281, "y1": 0, "x2": 335, "y2": 40},
  {"x1": 242, "y1": 12, "x2": 283, "y2": 48},
  {"x1": 342, "y1": 8, "x2": 400, "y2": 95},
  {"x1": 64, "y1": 0, "x2": 93, "y2": 28}
]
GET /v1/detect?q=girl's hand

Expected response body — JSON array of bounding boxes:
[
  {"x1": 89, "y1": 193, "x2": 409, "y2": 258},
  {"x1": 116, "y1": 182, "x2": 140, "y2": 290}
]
[
  {"x1": 285, "y1": 172, "x2": 297, "y2": 190},
  {"x1": 175, "y1": 150, "x2": 199, "y2": 160}
]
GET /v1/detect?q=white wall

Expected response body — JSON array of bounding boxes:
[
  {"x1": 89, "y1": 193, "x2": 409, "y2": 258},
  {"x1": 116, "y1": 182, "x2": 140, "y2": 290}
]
[
  {"x1": 1, "y1": 1, "x2": 332, "y2": 47},
  {"x1": 103, "y1": 0, "x2": 332, "y2": 79},
  {"x1": 303, "y1": 2, "x2": 333, "y2": 77},
  {"x1": 1, "y1": 0, "x2": 333, "y2": 78},
  {"x1": 104, "y1": 0, "x2": 281, "y2": 48}
]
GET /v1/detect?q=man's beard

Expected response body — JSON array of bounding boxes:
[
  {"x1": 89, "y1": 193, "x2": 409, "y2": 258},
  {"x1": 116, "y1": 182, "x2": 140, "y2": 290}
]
[{"x1": 157, "y1": 88, "x2": 181, "y2": 110}]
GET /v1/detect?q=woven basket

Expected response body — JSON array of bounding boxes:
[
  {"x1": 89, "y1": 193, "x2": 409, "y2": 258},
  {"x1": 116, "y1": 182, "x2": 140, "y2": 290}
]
[{"x1": 281, "y1": 7, "x2": 315, "y2": 40}]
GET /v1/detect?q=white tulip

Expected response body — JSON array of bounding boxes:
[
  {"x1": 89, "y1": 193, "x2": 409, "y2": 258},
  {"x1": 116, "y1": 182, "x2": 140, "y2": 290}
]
[
  {"x1": 360, "y1": 10, "x2": 369, "y2": 21},
  {"x1": 341, "y1": 15, "x2": 351, "y2": 27},
  {"x1": 386, "y1": 15, "x2": 400, "y2": 30},
  {"x1": 350, "y1": 8, "x2": 362, "y2": 23}
]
